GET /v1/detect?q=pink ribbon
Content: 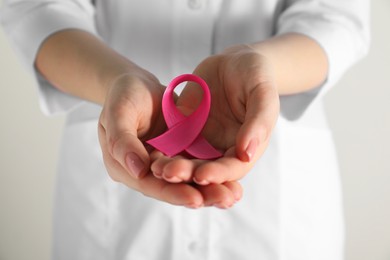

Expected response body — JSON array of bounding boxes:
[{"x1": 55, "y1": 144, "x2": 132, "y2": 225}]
[{"x1": 147, "y1": 74, "x2": 222, "y2": 160}]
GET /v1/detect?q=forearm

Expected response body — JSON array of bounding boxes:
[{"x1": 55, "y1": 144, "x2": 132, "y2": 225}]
[
  {"x1": 250, "y1": 33, "x2": 329, "y2": 95},
  {"x1": 35, "y1": 29, "x2": 147, "y2": 105}
]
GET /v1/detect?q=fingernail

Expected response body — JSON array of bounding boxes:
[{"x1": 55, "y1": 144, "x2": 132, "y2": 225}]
[
  {"x1": 185, "y1": 203, "x2": 203, "y2": 209},
  {"x1": 126, "y1": 152, "x2": 145, "y2": 178},
  {"x1": 193, "y1": 177, "x2": 210, "y2": 185},
  {"x1": 165, "y1": 176, "x2": 182, "y2": 183},
  {"x1": 234, "y1": 193, "x2": 242, "y2": 203},
  {"x1": 213, "y1": 202, "x2": 231, "y2": 209},
  {"x1": 153, "y1": 171, "x2": 162, "y2": 179},
  {"x1": 245, "y1": 139, "x2": 259, "y2": 162}
]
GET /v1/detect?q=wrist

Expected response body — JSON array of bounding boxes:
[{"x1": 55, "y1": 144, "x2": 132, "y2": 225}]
[
  {"x1": 100, "y1": 65, "x2": 160, "y2": 106},
  {"x1": 220, "y1": 44, "x2": 277, "y2": 89},
  {"x1": 249, "y1": 33, "x2": 329, "y2": 94}
]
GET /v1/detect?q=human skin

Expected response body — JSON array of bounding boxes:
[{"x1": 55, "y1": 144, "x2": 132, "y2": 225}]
[
  {"x1": 151, "y1": 35, "x2": 328, "y2": 187},
  {"x1": 36, "y1": 30, "x2": 327, "y2": 208}
]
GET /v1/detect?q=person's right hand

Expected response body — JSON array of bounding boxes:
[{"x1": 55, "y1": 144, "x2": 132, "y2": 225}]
[{"x1": 98, "y1": 71, "x2": 242, "y2": 208}]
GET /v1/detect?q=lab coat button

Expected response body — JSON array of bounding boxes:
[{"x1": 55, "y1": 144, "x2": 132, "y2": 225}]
[{"x1": 188, "y1": 0, "x2": 202, "y2": 10}]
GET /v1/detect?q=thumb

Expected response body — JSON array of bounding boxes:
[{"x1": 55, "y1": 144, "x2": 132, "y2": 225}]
[
  {"x1": 235, "y1": 83, "x2": 280, "y2": 162},
  {"x1": 103, "y1": 109, "x2": 150, "y2": 179},
  {"x1": 112, "y1": 132, "x2": 149, "y2": 179}
]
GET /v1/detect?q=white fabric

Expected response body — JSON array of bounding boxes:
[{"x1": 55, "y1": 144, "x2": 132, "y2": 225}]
[{"x1": 0, "y1": 0, "x2": 369, "y2": 259}]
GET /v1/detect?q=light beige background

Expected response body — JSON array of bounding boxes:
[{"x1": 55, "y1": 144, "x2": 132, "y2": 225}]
[{"x1": 0, "y1": 1, "x2": 389, "y2": 260}]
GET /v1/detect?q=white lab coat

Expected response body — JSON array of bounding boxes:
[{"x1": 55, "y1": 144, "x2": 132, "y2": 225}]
[{"x1": 0, "y1": 0, "x2": 369, "y2": 259}]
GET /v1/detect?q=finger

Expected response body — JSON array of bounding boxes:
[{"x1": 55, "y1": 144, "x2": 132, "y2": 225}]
[
  {"x1": 223, "y1": 181, "x2": 243, "y2": 203},
  {"x1": 151, "y1": 151, "x2": 202, "y2": 183},
  {"x1": 193, "y1": 147, "x2": 255, "y2": 185},
  {"x1": 138, "y1": 175, "x2": 204, "y2": 208},
  {"x1": 150, "y1": 151, "x2": 166, "y2": 179},
  {"x1": 193, "y1": 83, "x2": 278, "y2": 184},
  {"x1": 196, "y1": 183, "x2": 236, "y2": 209},
  {"x1": 99, "y1": 125, "x2": 204, "y2": 208},
  {"x1": 101, "y1": 101, "x2": 150, "y2": 179},
  {"x1": 98, "y1": 123, "x2": 127, "y2": 183},
  {"x1": 236, "y1": 82, "x2": 279, "y2": 162}
]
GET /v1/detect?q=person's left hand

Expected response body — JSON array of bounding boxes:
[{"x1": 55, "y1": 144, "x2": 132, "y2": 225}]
[{"x1": 150, "y1": 45, "x2": 280, "y2": 189}]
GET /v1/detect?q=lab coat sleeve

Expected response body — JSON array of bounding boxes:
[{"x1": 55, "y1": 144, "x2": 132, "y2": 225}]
[
  {"x1": 276, "y1": 0, "x2": 370, "y2": 120},
  {"x1": 0, "y1": 0, "x2": 97, "y2": 115}
]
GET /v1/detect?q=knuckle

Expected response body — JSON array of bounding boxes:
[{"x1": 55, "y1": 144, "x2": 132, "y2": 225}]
[
  {"x1": 108, "y1": 135, "x2": 121, "y2": 156},
  {"x1": 108, "y1": 133, "x2": 131, "y2": 158}
]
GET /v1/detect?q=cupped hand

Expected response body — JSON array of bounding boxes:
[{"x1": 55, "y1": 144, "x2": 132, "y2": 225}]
[
  {"x1": 151, "y1": 45, "x2": 280, "y2": 185},
  {"x1": 98, "y1": 71, "x2": 242, "y2": 208}
]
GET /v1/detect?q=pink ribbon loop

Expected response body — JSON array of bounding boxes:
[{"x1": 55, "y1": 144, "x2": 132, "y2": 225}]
[{"x1": 147, "y1": 74, "x2": 222, "y2": 160}]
